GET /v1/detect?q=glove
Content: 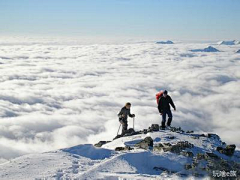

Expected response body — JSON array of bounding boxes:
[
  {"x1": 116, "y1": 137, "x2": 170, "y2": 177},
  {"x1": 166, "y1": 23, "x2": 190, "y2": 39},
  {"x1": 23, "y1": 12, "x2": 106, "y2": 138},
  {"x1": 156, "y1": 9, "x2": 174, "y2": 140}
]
[
  {"x1": 132, "y1": 114, "x2": 135, "y2": 117},
  {"x1": 119, "y1": 120, "x2": 124, "y2": 124}
]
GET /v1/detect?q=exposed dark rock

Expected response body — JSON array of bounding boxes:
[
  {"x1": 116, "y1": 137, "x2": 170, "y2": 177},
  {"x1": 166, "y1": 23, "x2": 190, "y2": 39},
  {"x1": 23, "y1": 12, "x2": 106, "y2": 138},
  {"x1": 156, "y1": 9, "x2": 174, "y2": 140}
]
[
  {"x1": 148, "y1": 124, "x2": 160, "y2": 132},
  {"x1": 216, "y1": 146, "x2": 223, "y2": 151},
  {"x1": 115, "y1": 147, "x2": 125, "y2": 151},
  {"x1": 225, "y1": 144, "x2": 236, "y2": 156},
  {"x1": 168, "y1": 145, "x2": 182, "y2": 153},
  {"x1": 134, "y1": 137, "x2": 153, "y2": 150},
  {"x1": 113, "y1": 128, "x2": 140, "y2": 140},
  {"x1": 186, "y1": 130, "x2": 194, "y2": 133},
  {"x1": 123, "y1": 128, "x2": 137, "y2": 136},
  {"x1": 170, "y1": 127, "x2": 184, "y2": 133},
  {"x1": 184, "y1": 163, "x2": 192, "y2": 170},
  {"x1": 94, "y1": 141, "x2": 111, "y2": 147},
  {"x1": 161, "y1": 141, "x2": 194, "y2": 154},
  {"x1": 125, "y1": 146, "x2": 133, "y2": 150},
  {"x1": 205, "y1": 152, "x2": 220, "y2": 160},
  {"x1": 199, "y1": 134, "x2": 207, "y2": 137},
  {"x1": 115, "y1": 146, "x2": 133, "y2": 151},
  {"x1": 196, "y1": 153, "x2": 205, "y2": 160},
  {"x1": 153, "y1": 143, "x2": 164, "y2": 152},
  {"x1": 177, "y1": 141, "x2": 194, "y2": 148},
  {"x1": 237, "y1": 49, "x2": 240, "y2": 53},
  {"x1": 163, "y1": 142, "x2": 172, "y2": 147},
  {"x1": 139, "y1": 129, "x2": 148, "y2": 134},
  {"x1": 181, "y1": 151, "x2": 194, "y2": 157},
  {"x1": 216, "y1": 144, "x2": 236, "y2": 156},
  {"x1": 207, "y1": 133, "x2": 220, "y2": 140}
]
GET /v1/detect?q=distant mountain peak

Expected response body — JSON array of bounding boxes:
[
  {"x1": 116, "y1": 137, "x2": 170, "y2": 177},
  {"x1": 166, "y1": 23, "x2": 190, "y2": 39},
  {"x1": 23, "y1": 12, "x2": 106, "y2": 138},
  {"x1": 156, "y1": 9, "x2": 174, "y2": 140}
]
[
  {"x1": 218, "y1": 40, "x2": 239, "y2": 45},
  {"x1": 156, "y1": 40, "x2": 174, "y2": 44},
  {"x1": 190, "y1": 46, "x2": 220, "y2": 52}
]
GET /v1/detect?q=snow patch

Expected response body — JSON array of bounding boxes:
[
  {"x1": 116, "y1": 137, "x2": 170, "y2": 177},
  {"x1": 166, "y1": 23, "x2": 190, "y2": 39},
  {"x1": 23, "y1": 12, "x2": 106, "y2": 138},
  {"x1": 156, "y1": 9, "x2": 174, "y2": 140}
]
[{"x1": 61, "y1": 144, "x2": 114, "y2": 160}]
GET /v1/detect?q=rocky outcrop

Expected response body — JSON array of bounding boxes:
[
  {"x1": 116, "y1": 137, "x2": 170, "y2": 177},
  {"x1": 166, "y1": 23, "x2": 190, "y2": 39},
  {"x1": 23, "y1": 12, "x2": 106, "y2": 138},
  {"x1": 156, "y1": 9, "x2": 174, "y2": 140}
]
[
  {"x1": 148, "y1": 124, "x2": 159, "y2": 132},
  {"x1": 94, "y1": 141, "x2": 111, "y2": 147},
  {"x1": 180, "y1": 151, "x2": 194, "y2": 157},
  {"x1": 217, "y1": 144, "x2": 236, "y2": 156},
  {"x1": 184, "y1": 163, "x2": 192, "y2": 170},
  {"x1": 113, "y1": 128, "x2": 139, "y2": 140},
  {"x1": 134, "y1": 137, "x2": 153, "y2": 150},
  {"x1": 170, "y1": 127, "x2": 184, "y2": 133},
  {"x1": 207, "y1": 133, "x2": 220, "y2": 140},
  {"x1": 153, "y1": 141, "x2": 194, "y2": 154},
  {"x1": 95, "y1": 125, "x2": 239, "y2": 179},
  {"x1": 166, "y1": 136, "x2": 175, "y2": 139},
  {"x1": 139, "y1": 129, "x2": 148, "y2": 134},
  {"x1": 115, "y1": 146, "x2": 133, "y2": 151}
]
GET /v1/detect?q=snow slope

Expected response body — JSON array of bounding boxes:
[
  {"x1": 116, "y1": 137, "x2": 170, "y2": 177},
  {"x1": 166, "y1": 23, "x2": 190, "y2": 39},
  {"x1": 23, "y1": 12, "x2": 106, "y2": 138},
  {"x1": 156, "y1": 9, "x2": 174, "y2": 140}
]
[{"x1": 0, "y1": 128, "x2": 239, "y2": 180}]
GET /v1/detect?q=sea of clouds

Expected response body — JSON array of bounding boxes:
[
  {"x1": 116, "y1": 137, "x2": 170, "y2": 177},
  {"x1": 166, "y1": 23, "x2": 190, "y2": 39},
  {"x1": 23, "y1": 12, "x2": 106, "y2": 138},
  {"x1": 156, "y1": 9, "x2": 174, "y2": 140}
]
[{"x1": 0, "y1": 39, "x2": 239, "y2": 162}]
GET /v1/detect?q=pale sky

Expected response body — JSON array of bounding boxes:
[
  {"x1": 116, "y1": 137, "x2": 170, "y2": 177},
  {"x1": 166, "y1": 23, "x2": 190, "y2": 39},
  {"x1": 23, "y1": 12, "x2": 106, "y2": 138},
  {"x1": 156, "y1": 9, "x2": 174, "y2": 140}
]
[{"x1": 0, "y1": 0, "x2": 240, "y2": 41}]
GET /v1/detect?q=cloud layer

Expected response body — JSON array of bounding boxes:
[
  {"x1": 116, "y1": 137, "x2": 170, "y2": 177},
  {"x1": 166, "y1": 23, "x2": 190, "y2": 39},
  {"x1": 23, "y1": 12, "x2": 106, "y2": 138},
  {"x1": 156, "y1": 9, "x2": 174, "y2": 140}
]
[{"x1": 0, "y1": 41, "x2": 240, "y2": 161}]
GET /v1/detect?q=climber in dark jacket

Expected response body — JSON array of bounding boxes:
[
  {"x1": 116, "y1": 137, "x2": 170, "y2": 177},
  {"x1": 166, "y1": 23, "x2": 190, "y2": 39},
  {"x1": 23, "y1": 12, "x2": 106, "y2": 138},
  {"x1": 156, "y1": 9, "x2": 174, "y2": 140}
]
[
  {"x1": 118, "y1": 102, "x2": 135, "y2": 135},
  {"x1": 158, "y1": 90, "x2": 176, "y2": 129}
]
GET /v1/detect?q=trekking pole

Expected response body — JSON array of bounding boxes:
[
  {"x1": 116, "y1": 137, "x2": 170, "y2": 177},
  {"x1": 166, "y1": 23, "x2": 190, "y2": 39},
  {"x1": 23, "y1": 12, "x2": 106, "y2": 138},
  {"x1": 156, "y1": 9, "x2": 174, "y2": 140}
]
[
  {"x1": 117, "y1": 123, "x2": 121, "y2": 136},
  {"x1": 133, "y1": 117, "x2": 135, "y2": 130}
]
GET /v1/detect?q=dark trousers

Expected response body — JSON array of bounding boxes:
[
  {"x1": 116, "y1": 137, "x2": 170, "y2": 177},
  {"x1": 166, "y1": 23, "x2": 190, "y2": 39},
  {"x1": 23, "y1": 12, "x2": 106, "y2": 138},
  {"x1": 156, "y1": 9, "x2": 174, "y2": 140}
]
[
  {"x1": 162, "y1": 109, "x2": 172, "y2": 127},
  {"x1": 119, "y1": 119, "x2": 128, "y2": 135}
]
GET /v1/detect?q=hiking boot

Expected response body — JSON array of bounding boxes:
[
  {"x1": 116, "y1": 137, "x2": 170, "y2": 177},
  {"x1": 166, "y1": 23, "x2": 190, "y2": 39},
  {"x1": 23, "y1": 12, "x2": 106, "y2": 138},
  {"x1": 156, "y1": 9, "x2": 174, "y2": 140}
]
[
  {"x1": 166, "y1": 125, "x2": 171, "y2": 130},
  {"x1": 160, "y1": 126, "x2": 166, "y2": 130}
]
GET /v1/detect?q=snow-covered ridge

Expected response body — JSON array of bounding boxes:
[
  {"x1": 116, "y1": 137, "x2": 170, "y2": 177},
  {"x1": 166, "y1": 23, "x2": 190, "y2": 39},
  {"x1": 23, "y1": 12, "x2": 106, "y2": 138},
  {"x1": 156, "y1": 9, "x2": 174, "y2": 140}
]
[
  {"x1": 0, "y1": 125, "x2": 239, "y2": 180},
  {"x1": 218, "y1": 40, "x2": 240, "y2": 45}
]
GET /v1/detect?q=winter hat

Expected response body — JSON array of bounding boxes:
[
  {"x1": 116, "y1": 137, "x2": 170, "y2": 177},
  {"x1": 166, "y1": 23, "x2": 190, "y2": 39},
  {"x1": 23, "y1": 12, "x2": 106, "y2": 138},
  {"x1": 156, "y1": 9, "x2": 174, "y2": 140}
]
[{"x1": 163, "y1": 90, "x2": 168, "y2": 95}]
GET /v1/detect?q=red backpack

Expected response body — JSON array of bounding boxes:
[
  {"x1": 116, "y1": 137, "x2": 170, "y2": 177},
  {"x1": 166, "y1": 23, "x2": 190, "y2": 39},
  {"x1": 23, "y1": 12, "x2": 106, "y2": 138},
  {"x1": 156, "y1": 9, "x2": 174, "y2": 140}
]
[{"x1": 156, "y1": 91, "x2": 164, "y2": 104}]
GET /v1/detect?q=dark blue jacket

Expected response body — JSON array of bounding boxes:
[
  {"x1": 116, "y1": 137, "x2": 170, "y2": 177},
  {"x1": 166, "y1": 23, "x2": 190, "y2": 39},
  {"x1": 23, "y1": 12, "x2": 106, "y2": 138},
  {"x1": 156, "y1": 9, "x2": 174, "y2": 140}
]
[
  {"x1": 158, "y1": 95, "x2": 175, "y2": 113},
  {"x1": 118, "y1": 107, "x2": 134, "y2": 121}
]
